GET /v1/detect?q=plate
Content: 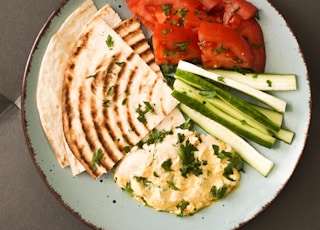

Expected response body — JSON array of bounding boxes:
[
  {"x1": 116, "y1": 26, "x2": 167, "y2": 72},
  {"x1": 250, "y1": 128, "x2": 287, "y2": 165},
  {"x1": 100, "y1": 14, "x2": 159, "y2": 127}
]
[{"x1": 21, "y1": 0, "x2": 311, "y2": 229}]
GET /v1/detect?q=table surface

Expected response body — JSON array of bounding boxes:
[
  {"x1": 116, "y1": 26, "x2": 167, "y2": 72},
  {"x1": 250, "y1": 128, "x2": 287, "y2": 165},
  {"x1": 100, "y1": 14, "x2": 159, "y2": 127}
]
[{"x1": 1, "y1": 0, "x2": 319, "y2": 229}]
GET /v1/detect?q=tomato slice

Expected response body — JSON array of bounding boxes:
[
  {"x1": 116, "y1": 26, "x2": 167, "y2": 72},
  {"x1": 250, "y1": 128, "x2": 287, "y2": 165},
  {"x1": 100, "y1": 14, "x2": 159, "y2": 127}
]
[
  {"x1": 237, "y1": 18, "x2": 266, "y2": 72},
  {"x1": 198, "y1": 21, "x2": 254, "y2": 69},
  {"x1": 223, "y1": 0, "x2": 258, "y2": 26},
  {"x1": 152, "y1": 23, "x2": 201, "y2": 65},
  {"x1": 126, "y1": 0, "x2": 202, "y2": 30},
  {"x1": 199, "y1": 0, "x2": 222, "y2": 11}
]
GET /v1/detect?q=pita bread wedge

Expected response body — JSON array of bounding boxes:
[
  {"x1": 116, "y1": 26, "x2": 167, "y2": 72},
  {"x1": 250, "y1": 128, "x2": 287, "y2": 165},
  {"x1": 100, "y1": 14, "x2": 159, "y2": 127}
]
[
  {"x1": 62, "y1": 14, "x2": 179, "y2": 179},
  {"x1": 37, "y1": 0, "x2": 97, "y2": 169}
]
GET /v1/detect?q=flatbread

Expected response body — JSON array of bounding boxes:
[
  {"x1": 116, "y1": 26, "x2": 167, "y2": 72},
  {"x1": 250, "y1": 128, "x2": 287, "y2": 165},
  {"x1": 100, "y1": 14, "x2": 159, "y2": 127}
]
[
  {"x1": 62, "y1": 14, "x2": 179, "y2": 179},
  {"x1": 37, "y1": 0, "x2": 97, "y2": 170}
]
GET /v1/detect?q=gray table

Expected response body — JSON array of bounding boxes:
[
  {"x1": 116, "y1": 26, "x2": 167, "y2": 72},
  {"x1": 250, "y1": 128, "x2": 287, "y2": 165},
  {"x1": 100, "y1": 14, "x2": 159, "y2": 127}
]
[{"x1": 1, "y1": 0, "x2": 319, "y2": 229}]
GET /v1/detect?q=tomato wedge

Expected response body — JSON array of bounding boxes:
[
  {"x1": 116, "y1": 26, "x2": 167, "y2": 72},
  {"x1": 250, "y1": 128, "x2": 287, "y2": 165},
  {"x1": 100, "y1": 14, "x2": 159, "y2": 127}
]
[
  {"x1": 153, "y1": 23, "x2": 201, "y2": 65},
  {"x1": 199, "y1": 0, "x2": 222, "y2": 11},
  {"x1": 198, "y1": 21, "x2": 254, "y2": 69},
  {"x1": 126, "y1": 0, "x2": 265, "y2": 72},
  {"x1": 126, "y1": 0, "x2": 201, "y2": 30},
  {"x1": 223, "y1": 0, "x2": 258, "y2": 26},
  {"x1": 237, "y1": 18, "x2": 266, "y2": 72}
]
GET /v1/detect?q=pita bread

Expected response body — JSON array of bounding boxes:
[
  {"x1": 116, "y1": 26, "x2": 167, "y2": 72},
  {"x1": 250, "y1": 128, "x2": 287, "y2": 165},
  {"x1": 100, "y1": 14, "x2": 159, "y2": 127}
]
[
  {"x1": 62, "y1": 14, "x2": 179, "y2": 179},
  {"x1": 37, "y1": 0, "x2": 97, "y2": 170}
]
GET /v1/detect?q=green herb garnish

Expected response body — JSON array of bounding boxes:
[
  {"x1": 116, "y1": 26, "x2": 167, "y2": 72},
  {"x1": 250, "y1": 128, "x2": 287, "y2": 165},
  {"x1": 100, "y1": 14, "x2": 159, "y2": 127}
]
[
  {"x1": 167, "y1": 177, "x2": 180, "y2": 190},
  {"x1": 210, "y1": 185, "x2": 227, "y2": 199},
  {"x1": 134, "y1": 176, "x2": 152, "y2": 188},
  {"x1": 215, "y1": 44, "x2": 227, "y2": 54},
  {"x1": 106, "y1": 34, "x2": 114, "y2": 50},
  {"x1": 176, "y1": 200, "x2": 190, "y2": 217},
  {"x1": 174, "y1": 41, "x2": 189, "y2": 51},
  {"x1": 177, "y1": 139, "x2": 202, "y2": 178},
  {"x1": 122, "y1": 181, "x2": 134, "y2": 197},
  {"x1": 161, "y1": 159, "x2": 173, "y2": 172},
  {"x1": 161, "y1": 5, "x2": 172, "y2": 16},
  {"x1": 92, "y1": 148, "x2": 104, "y2": 171},
  {"x1": 136, "y1": 101, "x2": 155, "y2": 124}
]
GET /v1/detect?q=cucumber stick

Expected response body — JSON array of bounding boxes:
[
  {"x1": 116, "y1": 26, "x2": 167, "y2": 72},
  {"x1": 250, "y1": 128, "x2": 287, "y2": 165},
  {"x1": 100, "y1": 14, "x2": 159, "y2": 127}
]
[
  {"x1": 175, "y1": 68, "x2": 281, "y2": 133},
  {"x1": 209, "y1": 69, "x2": 297, "y2": 91},
  {"x1": 177, "y1": 61, "x2": 287, "y2": 112},
  {"x1": 172, "y1": 79, "x2": 276, "y2": 148},
  {"x1": 180, "y1": 104, "x2": 274, "y2": 177}
]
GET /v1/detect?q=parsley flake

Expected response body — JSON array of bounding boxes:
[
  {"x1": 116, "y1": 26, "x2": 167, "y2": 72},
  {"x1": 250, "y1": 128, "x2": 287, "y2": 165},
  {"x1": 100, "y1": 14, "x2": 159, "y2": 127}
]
[
  {"x1": 136, "y1": 101, "x2": 155, "y2": 124},
  {"x1": 211, "y1": 185, "x2": 227, "y2": 199},
  {"x1": 92, "y1": 148, "x2": 104, "y2": 171},
  {"x1": 176, "y1": 200, "x2": 190, "y2": 217},
  {"x1": 177, "y1": 139, "x2": 202, "y2": 178},
  {"x1": 106, "y1": 35, "x2": 114, "y2": 50},
  {"x1": 161, "y1": 159, "x2": 173, "y2": 172}
]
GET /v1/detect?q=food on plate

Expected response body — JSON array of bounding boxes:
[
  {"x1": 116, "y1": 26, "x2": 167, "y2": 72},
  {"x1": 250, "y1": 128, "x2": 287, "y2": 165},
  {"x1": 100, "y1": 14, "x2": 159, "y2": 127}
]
[
  {"x1": 125, "y1": 0, "x2": 266, "y2": 72},
  {"x1": 34, "y1": 0, "x2": 298, "y2": 218},
  {"x1": 61, "y1": 5, "x2": 178, "y2": 179},
  {"x1": 37, "y1": 0, "x2": 97, "y2": 173},
  {"x1": 37, "y1": 0, "x2": 178, "y2": 177},
  {"x1": 114, "y1": 126, "x2": 242, "y2": 216}
]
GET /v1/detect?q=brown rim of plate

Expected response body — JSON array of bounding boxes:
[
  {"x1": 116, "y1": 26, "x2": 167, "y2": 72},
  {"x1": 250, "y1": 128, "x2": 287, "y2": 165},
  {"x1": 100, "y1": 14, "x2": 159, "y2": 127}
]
[{"x1": 20, "y1": 0, "x2": 312, "y2": 230}]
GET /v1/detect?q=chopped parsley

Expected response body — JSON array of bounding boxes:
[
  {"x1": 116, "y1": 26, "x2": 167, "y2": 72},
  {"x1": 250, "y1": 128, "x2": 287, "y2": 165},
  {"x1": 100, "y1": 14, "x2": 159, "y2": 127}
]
[
  {"x1": 115, "y1": 61, "x2": 125, "y2": 67},
  {"x1": 217, "y1": 76, "x2": 225, "y2": 83},
  {"x1": 106, "y1": 85, "x2": 114, "y2": 96},
  {"x1": 153, "y1": 171, "x2": 159, "y2": 177},
  {"x1": 231, "y1": 6, "x2": 241, "y2": 14},
  {"x1": 177, "y1": 139, "x2": 202, "y2": 178},
  {"x1": 102, "y1": 99, "x2": 111, "y2": 107},
  {"x1": 210, "y1": 185, "x2": 227, "y2": 199},
  {"x1": 134, "y1": 176, "x2": 152, "y2": 188},
  {"x1": 91, "y1": 148, "x2": 104, "y2": 171},
  {"x1": 161, "y1": 159, "x2": 173, "y2": 172},
  {"x1": 86, "y1": 74, "x2": 96, "y2": 79},
  {"x1": 162, "y1": 29, "x2": 172, "y2": 35},
  {"x1": 176, "y1": 200, "x2": 190, "y2": 217},
  {"x1": 214, "y1": 44, "x2": 227, "y2": 54},
  {"x1": 167, "y1": 177, "x2": 180, "y2": 190},
  {"x1": 106, "y1": 34, "x2": 114, "y2": 50},
  {"x1": 177, "y1": 8, "x2": 189, "y2": 20},
  {"x1": 136, "y1": 101, "x2": 155, "y2": 124},
  {"x1": 266, "y1": 79, "x2": 272, "y2": 87},
  {"x1": 163, "y1": 50, "x2": 177, "y2": 56},
  {"x1": 122, "y1": 98, "x2": 127, "y2": 105},
  {"x1": 123, "y1": 146, "x2": 131, "y2": 153},
  {"x1": 147, "y1": 129, "x2": 173, "y2": 145},
  {"x1": 177, "y1": 118, "x2": 193, "y2": 130},
  {"x1": 122, "y1": 181, "x2": 134, "y2": 197},
  {"x1": 161, "y1": 5, "x2": 172, "y2": 16},
  {"x1": 213, "y1": 148, "x2": 243, "y2": 180},
  {"x1": 174, "y1": 41, "x2": 189, "y2": 51}
]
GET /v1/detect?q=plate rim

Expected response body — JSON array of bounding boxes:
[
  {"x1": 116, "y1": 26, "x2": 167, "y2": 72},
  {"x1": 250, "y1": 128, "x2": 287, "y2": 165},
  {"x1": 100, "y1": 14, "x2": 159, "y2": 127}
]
[{"x1": 20, "y1": 0, "x2": 312, "y2": 229}]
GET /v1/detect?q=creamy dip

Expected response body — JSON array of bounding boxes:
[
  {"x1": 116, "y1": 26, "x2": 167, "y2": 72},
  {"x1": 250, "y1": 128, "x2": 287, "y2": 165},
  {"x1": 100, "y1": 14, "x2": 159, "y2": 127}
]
[{"x1": 114, "y1": 128, "x2": 242, "y2": 216}]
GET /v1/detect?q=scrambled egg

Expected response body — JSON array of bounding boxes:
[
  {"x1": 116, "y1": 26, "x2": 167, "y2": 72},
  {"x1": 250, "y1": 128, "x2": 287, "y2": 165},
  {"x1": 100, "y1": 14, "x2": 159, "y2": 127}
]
[{"x1": 113, "y1": 127, "x2": 242, "y2": 216}]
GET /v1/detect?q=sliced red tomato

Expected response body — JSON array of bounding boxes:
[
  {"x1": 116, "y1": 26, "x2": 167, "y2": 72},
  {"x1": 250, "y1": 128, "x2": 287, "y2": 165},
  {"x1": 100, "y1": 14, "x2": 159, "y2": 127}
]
[
  {"x1": 199, "y1": 0, "x2": 222, "y2": 11},
  {"x1": 153, "y1": 23, "x2": 201, "y2": 65},
  {"x1": 237, "y1": 18, "x2": 266, "y2": 72},
  {"x1": 198, "y1": 21, "x2": 254, "y2": 69},
  {"x1": 184, "y1": 10, "x2": 213, "y2": 29},
  {"x1": 223, "y1": 0, "x2": 258, "y2": 26},
  {"x1": 126, "y1": 0, "x2": 202, "y2": 30}
]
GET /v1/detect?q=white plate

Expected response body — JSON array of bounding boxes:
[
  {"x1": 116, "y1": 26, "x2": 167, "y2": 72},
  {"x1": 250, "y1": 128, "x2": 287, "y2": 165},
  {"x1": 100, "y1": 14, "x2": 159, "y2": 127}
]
[{"x1": 22, "y1": 0, "x2": 311, "y2": 229}]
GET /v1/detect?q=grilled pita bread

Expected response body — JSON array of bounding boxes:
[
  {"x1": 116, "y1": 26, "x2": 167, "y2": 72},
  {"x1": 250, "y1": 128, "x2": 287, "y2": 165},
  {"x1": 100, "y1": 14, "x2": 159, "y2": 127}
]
[
  {"x1": 62, "y1": 14, "x2": 178, "y2": 179},
  {"x1": 37, "y1": 0, "x2": 97, "y2": 170}
]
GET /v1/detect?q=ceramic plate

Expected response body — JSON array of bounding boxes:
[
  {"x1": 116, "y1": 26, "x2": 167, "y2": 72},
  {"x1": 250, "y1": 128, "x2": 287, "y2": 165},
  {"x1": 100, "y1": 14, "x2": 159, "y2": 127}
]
[{"x1": 22, "y1": 0, "x2": 311, "y2": 229}]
